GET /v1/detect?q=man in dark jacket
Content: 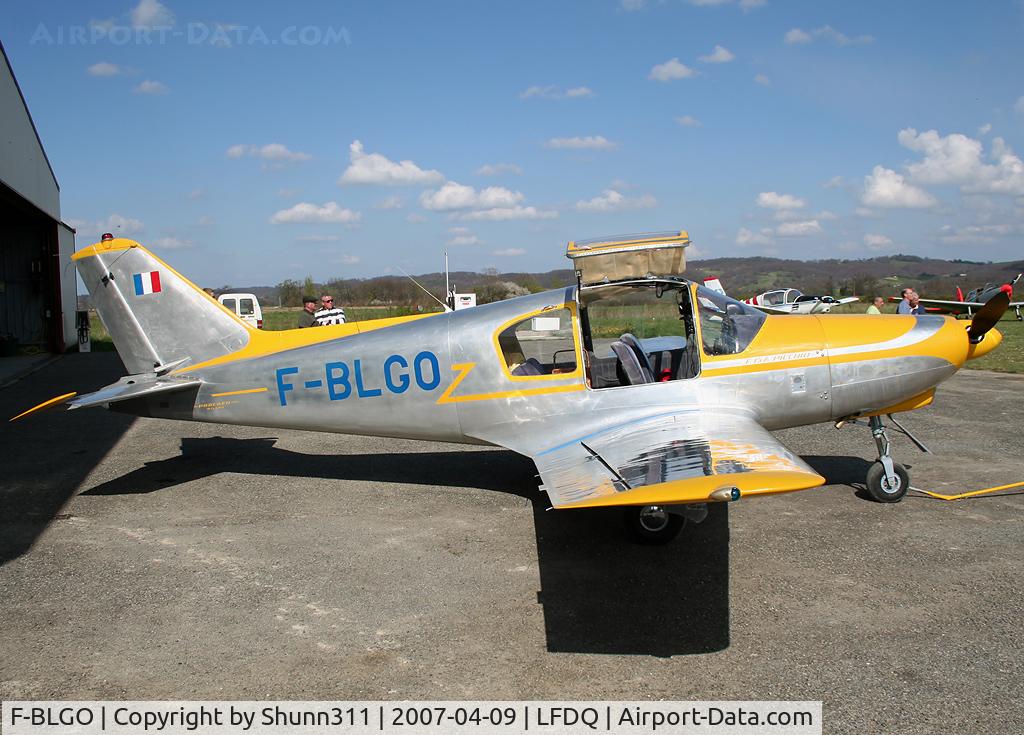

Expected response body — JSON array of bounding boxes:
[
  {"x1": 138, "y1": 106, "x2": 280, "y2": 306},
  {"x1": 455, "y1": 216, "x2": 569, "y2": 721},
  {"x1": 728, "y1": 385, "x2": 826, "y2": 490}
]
[{"x1": 297, "y1": 296, "x2": 318, "y2": 328}]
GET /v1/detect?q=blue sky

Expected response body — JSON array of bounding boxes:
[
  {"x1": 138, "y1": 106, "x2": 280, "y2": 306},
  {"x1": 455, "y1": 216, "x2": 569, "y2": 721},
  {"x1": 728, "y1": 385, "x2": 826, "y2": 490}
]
[{"x1": 5, "y1": 0, "x2": 1024, "y2": 287}]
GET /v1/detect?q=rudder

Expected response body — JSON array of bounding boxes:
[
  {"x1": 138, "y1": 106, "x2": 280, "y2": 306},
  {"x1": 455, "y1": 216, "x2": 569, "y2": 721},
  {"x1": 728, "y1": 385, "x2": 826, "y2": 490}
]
[{"x1": 74, "y1": 238, "x2": 251, "y2": 374}]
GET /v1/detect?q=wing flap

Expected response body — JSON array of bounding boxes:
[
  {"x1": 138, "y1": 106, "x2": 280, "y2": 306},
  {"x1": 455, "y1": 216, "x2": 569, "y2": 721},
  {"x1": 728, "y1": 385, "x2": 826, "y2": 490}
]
[{"x1": 532, "y1": 410, "x2": 825, "y2": 509}]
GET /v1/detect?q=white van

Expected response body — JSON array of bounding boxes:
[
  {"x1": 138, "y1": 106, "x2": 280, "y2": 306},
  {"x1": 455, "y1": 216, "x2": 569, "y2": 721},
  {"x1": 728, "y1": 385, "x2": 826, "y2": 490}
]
[{"x1": 218, "y1": 293, "x2": 263, "y2": 329}]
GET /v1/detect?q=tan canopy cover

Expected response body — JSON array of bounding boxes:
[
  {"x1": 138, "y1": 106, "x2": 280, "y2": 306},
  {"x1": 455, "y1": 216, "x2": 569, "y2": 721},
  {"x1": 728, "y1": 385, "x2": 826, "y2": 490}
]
[{"x1": 566, "y1": 231, "x2": 690, "y2": 285}]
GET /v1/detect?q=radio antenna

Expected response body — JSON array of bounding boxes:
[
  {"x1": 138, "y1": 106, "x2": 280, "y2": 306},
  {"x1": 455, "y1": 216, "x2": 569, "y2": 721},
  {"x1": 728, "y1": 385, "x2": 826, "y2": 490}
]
[{"x1": 396, "y1": 266, "x2": 450, "y2": 311}]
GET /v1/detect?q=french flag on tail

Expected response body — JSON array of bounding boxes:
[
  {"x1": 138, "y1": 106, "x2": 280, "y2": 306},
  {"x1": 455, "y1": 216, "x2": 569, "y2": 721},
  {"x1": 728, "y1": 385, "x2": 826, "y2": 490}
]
[{"x1": 133, "y1": 271, "x2": 162, "y2": 296}]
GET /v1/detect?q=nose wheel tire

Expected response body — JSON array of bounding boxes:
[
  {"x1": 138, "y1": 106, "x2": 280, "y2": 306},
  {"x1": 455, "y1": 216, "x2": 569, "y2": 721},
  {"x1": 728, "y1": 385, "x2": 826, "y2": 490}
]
[
  {"x1": 623, "y1": 505, "x2": 686, "y2": 544},
  {"x1": 865, "y1": 461, "x2": 909, "y2": 503}
]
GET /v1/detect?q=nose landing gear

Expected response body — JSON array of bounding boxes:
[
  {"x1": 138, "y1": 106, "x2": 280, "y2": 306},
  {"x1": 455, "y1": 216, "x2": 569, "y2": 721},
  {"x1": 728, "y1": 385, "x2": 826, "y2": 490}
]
[
  {"x1": 866, "y1": 415, "x2": 909, "y2": 503},
  {"x1": 837, "y1": 413, "x2": 930, "y2": 503}
]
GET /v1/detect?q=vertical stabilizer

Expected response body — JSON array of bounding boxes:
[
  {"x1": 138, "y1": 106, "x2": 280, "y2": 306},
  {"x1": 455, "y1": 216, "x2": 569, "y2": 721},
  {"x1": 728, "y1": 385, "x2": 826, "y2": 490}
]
[
  {"x1": 74, "y1": 239, "x2": 251, "y2": 374},
  {"x1": 703, "y1": 276, "x2": 726, "y2": 296}
]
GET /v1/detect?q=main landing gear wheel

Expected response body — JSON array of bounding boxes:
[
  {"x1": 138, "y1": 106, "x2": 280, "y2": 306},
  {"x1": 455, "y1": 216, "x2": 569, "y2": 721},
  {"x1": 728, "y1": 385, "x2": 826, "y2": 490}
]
[
  {"x1": 623, "y1": 505, "x2": 685, "y2": 544},
  {"x1": 865, "y1": 460, "x2": 909, "y2": 503}
]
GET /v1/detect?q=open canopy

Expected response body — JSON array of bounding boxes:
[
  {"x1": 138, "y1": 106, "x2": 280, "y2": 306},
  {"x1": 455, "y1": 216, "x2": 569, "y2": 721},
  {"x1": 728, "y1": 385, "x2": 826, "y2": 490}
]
[{"x1": 566, "y1": 230, "x2": 690, "y2": 286}]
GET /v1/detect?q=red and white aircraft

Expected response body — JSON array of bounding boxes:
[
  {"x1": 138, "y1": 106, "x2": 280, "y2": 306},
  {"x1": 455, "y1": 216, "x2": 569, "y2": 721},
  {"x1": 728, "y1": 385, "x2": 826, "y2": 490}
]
[{"x1": 703, "y1": 278, "x2": 859, "y2": 315}]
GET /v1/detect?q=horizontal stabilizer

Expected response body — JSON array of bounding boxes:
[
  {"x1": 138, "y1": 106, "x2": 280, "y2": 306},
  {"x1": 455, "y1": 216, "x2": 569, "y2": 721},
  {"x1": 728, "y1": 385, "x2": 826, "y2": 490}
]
[
  {"x1": 68, "y1": 375, "x2": 201, "y2": 410},
  {"x1": 10, "y1": 375, "x2": 200, "y2": 421}
]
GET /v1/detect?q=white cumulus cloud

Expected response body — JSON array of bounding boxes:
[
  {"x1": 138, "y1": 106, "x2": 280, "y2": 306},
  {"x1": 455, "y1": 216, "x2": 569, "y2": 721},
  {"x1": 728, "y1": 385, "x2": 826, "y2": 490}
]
[
  {"x1": 545, "y1": 135, "x2": 616, "y2": 150},
  {"x1": 757, "y1": 191, "x2": 807, "y2": 210},
  {"x1": 269, "y1": 202, "x2": 361, "y2": 225},
  {"x1": 786, "y1": 25, "x2": 873, "y2": 46},
  {"x1": 493, "y1": 248, "x2": 526, "y2": 256},
  {"x1": 374, "y1": 196, "x2": 403, "y2": 210},
  {"x1": 476, "y1": 162, "x2": 523, "y2": 176},
  {"x1": 296, "y1": 234, "x2": 343, "y2": 243},
  {"x1": 575, "y1": 189, "x2": 657, "y2": 212},
  {"x1": 338, "y1": 140, "x2": 444, "y2": 186},
  {"x1": 87, "y1": 62, "x2": 122, "y2": 76},
  {"x1": 784, "y1": 28, "x2": 812, "y2": 44},
  {"x1": 754, "y1": 73, "x2": 771, "y2": 86},
  {"x1": 134, "y1": 80, "x2": 168, "y2": 95},
  {"x1": 863, "y1": 233, "x2": 893, "y2": 250},
  {"x1": 131, "y1": 0, "x2": 174, "y2": 28},
  {"x1": 152, "y1": 236, "x2": 193, "y2": 250},
  {"x1": 775, "y1": 220, "x2": 822, "y2": 237},
  {"x1": 520, "y1": 85, "x2": 593, "y2": 99},
  {"x1": 736, "y1": 227, "x2": 774, "y2": 246},
  {"x1": 699, "y1": 45, "x2": 735, "y2": 63},
  {"x1": 71, "y1": 213, "x2": 146, "y2": 238},
  {"x1": 861, "y1": 166, "x2": 938, "y2": 209},
  {"x1": 420, "y1": 182, "x2": 524, "y2": 211},
  {"x1": 227, "y1": 143, "x2": 312, "y2": 163},
  {"x1": 898, "y1": 127, "x2": 1024, "y2": 196},
  {"x1": 649, "y1": 58, "x2": 697, "y2": 82},
  {"x1": 458, "y1": 206, "x2": 558, "y2": 221},
  {"x1": 676, "y1": 115, "x2": 702, "y2": 127}
]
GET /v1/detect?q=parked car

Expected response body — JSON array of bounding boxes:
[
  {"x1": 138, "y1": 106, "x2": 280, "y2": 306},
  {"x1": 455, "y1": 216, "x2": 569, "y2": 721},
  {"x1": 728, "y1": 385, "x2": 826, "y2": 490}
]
[{"x1": 217, "y1": 292, "x2": 263, "y2": 329}]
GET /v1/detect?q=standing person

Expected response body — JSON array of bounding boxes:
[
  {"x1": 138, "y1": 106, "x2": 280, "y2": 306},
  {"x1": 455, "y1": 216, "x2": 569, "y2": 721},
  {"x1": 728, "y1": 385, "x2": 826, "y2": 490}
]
[
  {"x1": 315, "y1": 293, "x2": 346, "y2": 325},
  {"x1": 866, "y1": 296, "x2": 885, "y2": 314},
  {"x1": 297, "y1": 296, "x2": 318, "y2": 328},
  {"x1": 897, "y1": 288, "x2": 924, "y2": 315}
]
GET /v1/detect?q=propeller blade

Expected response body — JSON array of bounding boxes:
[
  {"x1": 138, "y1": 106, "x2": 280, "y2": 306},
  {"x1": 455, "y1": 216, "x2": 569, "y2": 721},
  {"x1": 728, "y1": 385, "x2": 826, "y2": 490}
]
[{"x1": 967, "y1": 290, "x2": 1010, "y2": 343}]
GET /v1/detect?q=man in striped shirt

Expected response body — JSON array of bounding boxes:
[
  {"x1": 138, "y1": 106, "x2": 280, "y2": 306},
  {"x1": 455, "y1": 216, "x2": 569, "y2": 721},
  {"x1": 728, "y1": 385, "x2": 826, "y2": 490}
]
[{"x1": 314, "y1": 293, "x2": 346, "y2": 325}]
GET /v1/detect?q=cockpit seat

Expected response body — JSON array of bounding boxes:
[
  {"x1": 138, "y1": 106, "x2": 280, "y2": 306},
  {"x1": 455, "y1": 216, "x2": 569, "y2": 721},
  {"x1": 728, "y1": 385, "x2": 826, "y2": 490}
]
[
  {"x1": 619, "y1": 333, "x2": 656, "y2": 382},
  {"x1": 511, "y1": 357, "x2": 545, "y2": 376},
  {"x1": 610, "y1": 341, "x2": 654, "y2": 385}
]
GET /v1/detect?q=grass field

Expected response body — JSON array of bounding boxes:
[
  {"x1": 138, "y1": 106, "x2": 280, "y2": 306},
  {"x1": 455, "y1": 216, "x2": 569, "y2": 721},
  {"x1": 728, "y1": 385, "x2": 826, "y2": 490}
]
[{"x1": 82, "y1": 305, "x2": 1024, "y2": 374}]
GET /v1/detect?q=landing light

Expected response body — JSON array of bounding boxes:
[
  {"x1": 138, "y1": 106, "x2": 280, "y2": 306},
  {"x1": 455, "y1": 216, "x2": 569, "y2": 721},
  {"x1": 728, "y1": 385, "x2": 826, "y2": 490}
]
[{"x1": 710, "y1": 486, "x2": 741, "y2": 502}]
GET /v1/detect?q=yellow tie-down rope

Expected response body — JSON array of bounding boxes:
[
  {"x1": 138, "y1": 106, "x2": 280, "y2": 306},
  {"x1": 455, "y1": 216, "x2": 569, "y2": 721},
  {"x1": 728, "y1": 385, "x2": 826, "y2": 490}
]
[{"x1": 910, "y1": 481, "x2": 1024, "y2": 501}]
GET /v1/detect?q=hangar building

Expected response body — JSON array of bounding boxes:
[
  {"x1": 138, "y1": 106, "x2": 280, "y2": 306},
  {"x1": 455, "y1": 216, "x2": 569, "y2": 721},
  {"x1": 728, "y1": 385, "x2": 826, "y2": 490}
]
[{"x1": 0, "y1": 41, "x2": 76, "y2": 355}]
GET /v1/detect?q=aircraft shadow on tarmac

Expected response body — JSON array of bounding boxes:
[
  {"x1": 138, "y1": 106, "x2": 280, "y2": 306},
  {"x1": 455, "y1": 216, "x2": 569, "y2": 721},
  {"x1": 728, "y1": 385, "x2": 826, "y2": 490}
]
[
  {"x1": 81, "y1": 435, "x2": 734, "y2": 657},
  {"x1": 80, "y1": 436, "x2": 538, "y2": 498},
  {"x1": 804, "y1": 455, "x2": 884, "y2": 500},
  {"x1": 0, "y1": 353, "x2": 135, "y2": 567}
]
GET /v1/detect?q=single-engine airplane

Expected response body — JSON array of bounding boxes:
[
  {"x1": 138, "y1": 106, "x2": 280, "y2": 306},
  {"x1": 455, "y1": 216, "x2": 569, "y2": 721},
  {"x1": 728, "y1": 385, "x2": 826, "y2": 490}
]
[
  {"x1": 12, "y1": 231, "x2": 1009, "y2": 543},
  {"x1": 702, "y1": 278, "x2": 860, "y2": 315},
  {"x1": 899, "y1": 274, "x2": 1022, "y2": 321}
]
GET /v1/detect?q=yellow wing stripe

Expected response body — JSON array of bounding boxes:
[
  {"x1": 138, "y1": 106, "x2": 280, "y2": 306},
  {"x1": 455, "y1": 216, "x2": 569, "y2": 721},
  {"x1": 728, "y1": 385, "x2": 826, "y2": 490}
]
[{"x1": 557, "y1": 469, "x2": 826, "y2": 509}]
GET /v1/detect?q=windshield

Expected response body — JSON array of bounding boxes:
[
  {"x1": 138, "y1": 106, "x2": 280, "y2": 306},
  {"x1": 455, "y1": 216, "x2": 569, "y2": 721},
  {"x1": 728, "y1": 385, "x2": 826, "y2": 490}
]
[{"x1": 694, "y1": 285, "x2": 766, "y2": 355}]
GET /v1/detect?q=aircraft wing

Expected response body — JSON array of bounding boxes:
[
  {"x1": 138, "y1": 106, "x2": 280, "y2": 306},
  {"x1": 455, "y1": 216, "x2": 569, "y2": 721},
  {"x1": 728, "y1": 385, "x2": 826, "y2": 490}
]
[
  {"x1": 915, "y1": 298, "x2": 983, "y2": 313},
  {"x1": 528, "y1": 410, "x2": 825, "y2": 509},
  {"x1": 748, "y1": 303, "x2": 798, "y2": 314}
]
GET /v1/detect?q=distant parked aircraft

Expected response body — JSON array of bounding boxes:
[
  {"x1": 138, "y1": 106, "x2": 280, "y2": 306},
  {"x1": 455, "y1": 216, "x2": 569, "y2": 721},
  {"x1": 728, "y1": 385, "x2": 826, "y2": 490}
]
[
  {"x1": 898, "y1": 274, "x2": 1022, "y2": 321},
  {"x1": 703, "y1": 278, "x2": 859, "y2": 315}
]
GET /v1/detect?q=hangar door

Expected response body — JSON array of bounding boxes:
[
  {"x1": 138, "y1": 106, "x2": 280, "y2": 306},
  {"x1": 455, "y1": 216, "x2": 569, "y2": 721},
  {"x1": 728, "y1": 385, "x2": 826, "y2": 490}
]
[{"x1": 0, "y1": 217, "x2": 57, "y2": 350}]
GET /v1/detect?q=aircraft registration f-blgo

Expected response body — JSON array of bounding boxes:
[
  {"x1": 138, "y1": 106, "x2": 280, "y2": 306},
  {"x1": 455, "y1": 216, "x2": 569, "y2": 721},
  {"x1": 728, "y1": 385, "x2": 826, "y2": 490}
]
[{"x1": 13, "y1": 231, "x2": 1010, "y2": 543}]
